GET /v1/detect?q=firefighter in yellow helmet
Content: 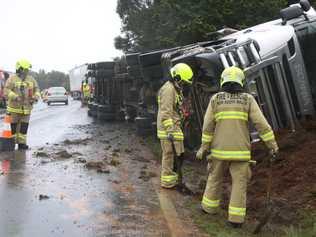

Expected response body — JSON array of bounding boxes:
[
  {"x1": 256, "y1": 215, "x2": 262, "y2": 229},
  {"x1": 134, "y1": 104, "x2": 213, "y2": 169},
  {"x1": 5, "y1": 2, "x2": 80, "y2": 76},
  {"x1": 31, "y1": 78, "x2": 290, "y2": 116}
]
[
  {"x1": 196, "y1": 66, "x2": 279, "y2": 228},
  {"x1": 82, "y1": 80, "x2": 90, "y2": 106},
  {"x1": 157, "y1": 63, "x2": 193, "y2": 188},
  {"x1": 4, "y1": 59, "x2": 40, "y2": 150}
]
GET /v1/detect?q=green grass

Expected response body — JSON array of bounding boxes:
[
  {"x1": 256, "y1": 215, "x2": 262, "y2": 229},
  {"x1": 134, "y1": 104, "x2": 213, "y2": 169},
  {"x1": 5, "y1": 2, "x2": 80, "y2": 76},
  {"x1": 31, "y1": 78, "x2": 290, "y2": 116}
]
[{"x1": 185, "y1": 198, "x2": 316, "y2": 237}]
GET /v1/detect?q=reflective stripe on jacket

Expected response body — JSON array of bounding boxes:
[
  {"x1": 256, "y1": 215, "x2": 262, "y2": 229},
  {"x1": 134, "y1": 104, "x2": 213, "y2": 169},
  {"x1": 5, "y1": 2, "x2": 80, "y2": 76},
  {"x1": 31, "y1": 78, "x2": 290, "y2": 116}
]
[
  {"x1": 4, "y1": 75, "x2": 40, "y2": 115},
  {"x1": 157, "y1": 81, "x2": 184, "y2": 141},
  {"x1": 82, "y1": 85, "x2": 90, "y2": 97},
  {"x1": 201, "y1": 92, "x2": 278, "y2": 161}
]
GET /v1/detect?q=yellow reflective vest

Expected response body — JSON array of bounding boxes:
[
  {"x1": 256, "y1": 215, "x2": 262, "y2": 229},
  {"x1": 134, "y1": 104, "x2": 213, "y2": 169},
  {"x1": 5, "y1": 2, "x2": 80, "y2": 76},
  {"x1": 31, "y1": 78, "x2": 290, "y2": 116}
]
[
  {"x1": 4, "y1": 74, "x2": 40, "y2": 115},
  {"x1": 201, "y1": 92, "x2": 278, "y2": 161},
  {"x1": 82, "y1": 84, "x2": 90, "y2": 98},
  {"x1": 157, "y1": 81, "x2": 184, "y2": 141}
]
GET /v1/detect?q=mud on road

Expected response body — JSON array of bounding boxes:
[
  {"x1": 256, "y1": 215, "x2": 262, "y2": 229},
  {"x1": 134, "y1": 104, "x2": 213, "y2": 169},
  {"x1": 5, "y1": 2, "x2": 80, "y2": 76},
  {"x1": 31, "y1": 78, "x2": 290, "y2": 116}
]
[{"x1": 0, "y1": 119, "x2": 206, "y2": 237}]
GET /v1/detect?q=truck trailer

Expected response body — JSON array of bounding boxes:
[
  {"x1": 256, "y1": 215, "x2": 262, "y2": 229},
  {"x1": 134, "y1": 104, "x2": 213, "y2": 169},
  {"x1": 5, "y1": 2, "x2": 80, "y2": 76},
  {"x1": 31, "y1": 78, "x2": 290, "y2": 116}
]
[{"x1": 69, "y1": 64, "x2": 88, "y2": 100}]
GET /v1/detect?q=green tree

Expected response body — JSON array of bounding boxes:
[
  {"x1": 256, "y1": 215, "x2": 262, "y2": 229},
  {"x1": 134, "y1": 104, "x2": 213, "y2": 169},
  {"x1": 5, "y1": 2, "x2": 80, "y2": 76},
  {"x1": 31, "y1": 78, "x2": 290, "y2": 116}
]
[
  {"x1": 31, "y1": 70, "x2": 70, "y2": 91},
  {"x1": 115, "y1": 0, "x2": 316, "y2": 53}
]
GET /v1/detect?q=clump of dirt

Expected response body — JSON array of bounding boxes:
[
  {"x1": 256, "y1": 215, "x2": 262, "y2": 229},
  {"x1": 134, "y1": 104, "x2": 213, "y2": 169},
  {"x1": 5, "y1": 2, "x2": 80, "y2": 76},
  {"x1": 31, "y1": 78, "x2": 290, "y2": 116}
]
[
  {"x1": 39, "y1": 194, "x2": 50, "y2": 201},
  {"x1": 124, "y1": 148, "x2": 133, "y2": 153},
  {"x1": 139, "y1": 170, "x2": 157, "y2": 182},
  {"x1": 109, "y1": 158, "x2": 120, "y2": 167},
  {"x1": 85, "y1": 161, "x2": 110, "y2": 174},
  {"x1": 62, "y1": 138, "x2": 91, "y2": 145},
  {"x1": 55, "y1": 150, "x2": 73, "y2": 159},
  {"x1": 76, "y1": 158, "x2": 87, "y2": 163},
  {"x1": 35, "y1": 151, "x2": 49, "y2": 158},
  {"x1": 112, "y1": 148, "x2": 121, "y2": 153},
  {"x1": 131, "y1": 156, "x2": 150, "y2": 163}
]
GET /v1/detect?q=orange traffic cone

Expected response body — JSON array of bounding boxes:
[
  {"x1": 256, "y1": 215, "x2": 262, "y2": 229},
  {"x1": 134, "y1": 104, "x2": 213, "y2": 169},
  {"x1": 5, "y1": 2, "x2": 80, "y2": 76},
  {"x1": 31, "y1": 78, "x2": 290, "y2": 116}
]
[
  {"x1": 0, "y1": 114, "x2": 15, "y2": 152},
  {"x1": 1, "y1": 114, "x2": 12, "y2": 138}
]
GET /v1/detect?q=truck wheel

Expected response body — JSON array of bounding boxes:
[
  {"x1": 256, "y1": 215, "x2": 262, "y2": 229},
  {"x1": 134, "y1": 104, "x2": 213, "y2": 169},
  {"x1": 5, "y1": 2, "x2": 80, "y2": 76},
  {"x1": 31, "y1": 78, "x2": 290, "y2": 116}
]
[
  {"x1": 95, "y1": 62, "x2": 115, "y2": 70},
  {"x1": 141, "y1": 65, "x2": 164, "y2": 80},
  {"x1": 126, "y1": 53, "x2": 140, "y2": 66}
]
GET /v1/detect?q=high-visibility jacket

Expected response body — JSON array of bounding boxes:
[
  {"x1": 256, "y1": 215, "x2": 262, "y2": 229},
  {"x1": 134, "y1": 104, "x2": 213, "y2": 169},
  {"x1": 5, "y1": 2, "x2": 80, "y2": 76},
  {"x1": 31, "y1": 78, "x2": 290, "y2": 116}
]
[
  {"x1": 82, "y1": 84, "x2": 90, "y2": 98},
  {"x1": 4, "y1": 74, "x2": 40, "y2": 115},
  {"x1": 201, "y1": 92, "x2": 278, "y2": 161},
  {"x1": 157, "y1": 81, "x2": 184, "y2": 141}
]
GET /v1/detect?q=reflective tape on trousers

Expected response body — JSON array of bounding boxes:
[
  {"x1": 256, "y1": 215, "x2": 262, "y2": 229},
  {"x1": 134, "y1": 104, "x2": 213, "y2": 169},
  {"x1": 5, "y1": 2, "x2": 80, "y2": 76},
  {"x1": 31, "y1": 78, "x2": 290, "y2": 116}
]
[
  {"x1": 229, "y1": 206, "x2": 246, "y2": 216},
  {"x1": 202, "y1": 196, "x2": 220, "y2": 208}
]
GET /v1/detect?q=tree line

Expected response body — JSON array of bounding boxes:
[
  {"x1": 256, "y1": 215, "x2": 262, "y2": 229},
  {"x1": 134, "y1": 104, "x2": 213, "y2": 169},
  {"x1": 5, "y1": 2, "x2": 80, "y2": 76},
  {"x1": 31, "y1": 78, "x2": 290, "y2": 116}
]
[
  {"x1": 114, "y1": 0, "x2": 316, "y2": 53},
  {"x1": 31, "y1": 70, "x2": 70, "y2": 91}
]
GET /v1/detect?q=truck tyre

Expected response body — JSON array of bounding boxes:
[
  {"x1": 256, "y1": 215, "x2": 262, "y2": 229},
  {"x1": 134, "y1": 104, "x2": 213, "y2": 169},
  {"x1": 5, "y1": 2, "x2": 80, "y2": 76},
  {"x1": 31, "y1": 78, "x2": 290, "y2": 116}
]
[
  {"x1": 98, "y1": 104, "x2": 115, "y2": 113},
  {"x1": 95, "y1": 62, "x2": 115, "y2": 70},
  {"x1": 141, "y1": 65, "x2": 164, "y2": 80},
  {"x1": 98, "y1": 112, "x2": 116, "y2": 121},
  {"x1": 126, "y1": 53, "x2": 140, "y2": 66},
  {"x1": 135, "y1": 116, "x2": 153, "y2": 129},
  {"x1": 127, "y1": 66, "x2": 142, "y2": 78},
  {"x1": 96, "y1": 69, "x2": 114, "y2": 77}
]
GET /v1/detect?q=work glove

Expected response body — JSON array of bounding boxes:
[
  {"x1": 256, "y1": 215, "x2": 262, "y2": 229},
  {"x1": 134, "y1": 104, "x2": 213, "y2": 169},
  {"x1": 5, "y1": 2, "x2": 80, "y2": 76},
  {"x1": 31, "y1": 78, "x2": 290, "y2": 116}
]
[{"x1": 196, "y1": 147, "x2": 207, "y2": 160}]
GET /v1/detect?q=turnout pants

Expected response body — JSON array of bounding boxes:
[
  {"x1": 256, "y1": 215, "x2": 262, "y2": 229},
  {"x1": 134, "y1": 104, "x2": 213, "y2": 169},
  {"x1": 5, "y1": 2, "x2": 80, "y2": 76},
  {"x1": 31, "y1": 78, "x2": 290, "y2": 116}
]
[
  {"x1": 160, "y1": 139, "x2": 184, "y2": 188},
  {"x1": 201, "y1": 160, "x2": 251, "y2": 223},
  {"x1": 10, "y1": 113, "x2": 30, "y2": 145}
]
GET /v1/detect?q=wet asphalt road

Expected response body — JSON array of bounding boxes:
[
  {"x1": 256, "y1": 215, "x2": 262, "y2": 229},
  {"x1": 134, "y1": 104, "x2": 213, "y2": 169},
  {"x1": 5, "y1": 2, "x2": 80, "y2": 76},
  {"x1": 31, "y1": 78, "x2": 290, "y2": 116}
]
[{"x1": 0, "y1": 100, "x2": 205, "y2": 237}]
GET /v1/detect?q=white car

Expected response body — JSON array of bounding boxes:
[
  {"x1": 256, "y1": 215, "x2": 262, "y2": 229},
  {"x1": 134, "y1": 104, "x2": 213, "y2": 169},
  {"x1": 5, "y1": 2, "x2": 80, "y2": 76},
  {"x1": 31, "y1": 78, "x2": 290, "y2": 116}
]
[{"x1": 47, "y1": 87, "x2": 68, "y2": 105}]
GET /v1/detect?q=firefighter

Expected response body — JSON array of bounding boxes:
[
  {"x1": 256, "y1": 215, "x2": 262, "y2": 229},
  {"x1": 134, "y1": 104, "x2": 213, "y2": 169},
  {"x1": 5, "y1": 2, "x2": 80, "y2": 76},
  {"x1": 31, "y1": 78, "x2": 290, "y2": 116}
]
[
  {"x1": 82, "y1": 80, "x2": 90, "y2": 105},
  {"x1": 196, "y1": 66, "x2": 279, "y2": 228},
  {"x1": 157, "y1": 63, "x2": 193, "y2": 188},
  {"x1": 4, "y1": 59, "x2": 40, "y2": 150}
]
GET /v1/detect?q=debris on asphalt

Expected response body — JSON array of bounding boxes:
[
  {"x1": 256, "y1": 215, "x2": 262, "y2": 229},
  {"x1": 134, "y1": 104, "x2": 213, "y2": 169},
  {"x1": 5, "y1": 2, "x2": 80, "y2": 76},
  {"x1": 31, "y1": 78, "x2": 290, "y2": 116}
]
[
  {"x1": 39, "y1": 194, "x2": 50, "y2": 200},
  {"x1": 76, "y1": 158, "x2": 87, "y2": 163},
  {"x1": 104, "y1": 145, "x2": 112, "y2": 150},
  {"x1": 113, "y1": 148, "x2": 120, "y2": 153},
  {"x1": 97, "y1": 167, "x2": 110, "y2": 174},
  {"x1": 72, "y1": 152, "x2": 83, "y2": 156},
  {"x1": 62, "y1": 138, "x2": 91, "y2": 145},
  {"x1": 111, "y1": 152, "x2": 119, "y2": 157},
  {"x1": 124, "y1": 148, "x2": 133, "y2": 153},
  {"x1": 35, "y1": 151, "x2": 49, "y2": 158},
  {"x1": 55, "y1": 150, "x2": 73, "y2": 159},
  {"x1": 85, "y1": 161, "x2": 104, "y2": 169},
  {"x1": 109, "y1": 158, "x2": 120, "y2": 167},
  {"x1": 132, "y1": 156, "x2": 149, "y2": 163},
  {"x1": 85, "y1": 161, "x2": 110, "y2": 174},
  {"x1": 139, "y1": 170, "x2": 157, "y2": 182}
]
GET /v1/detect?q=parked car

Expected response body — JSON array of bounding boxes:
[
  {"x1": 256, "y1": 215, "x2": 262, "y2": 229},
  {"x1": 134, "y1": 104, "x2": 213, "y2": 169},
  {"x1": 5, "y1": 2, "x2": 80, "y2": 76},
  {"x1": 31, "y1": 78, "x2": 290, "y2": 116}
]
[{"x1": 46, "y1": 87, "x2": 68, "y2": 105}]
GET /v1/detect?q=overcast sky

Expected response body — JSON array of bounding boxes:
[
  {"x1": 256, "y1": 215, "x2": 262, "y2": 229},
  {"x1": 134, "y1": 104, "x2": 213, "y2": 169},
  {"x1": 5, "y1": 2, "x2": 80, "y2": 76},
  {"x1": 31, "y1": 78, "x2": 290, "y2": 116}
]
[{"x1": 0, "y1": 0, "x2": 122, "y2": 73}]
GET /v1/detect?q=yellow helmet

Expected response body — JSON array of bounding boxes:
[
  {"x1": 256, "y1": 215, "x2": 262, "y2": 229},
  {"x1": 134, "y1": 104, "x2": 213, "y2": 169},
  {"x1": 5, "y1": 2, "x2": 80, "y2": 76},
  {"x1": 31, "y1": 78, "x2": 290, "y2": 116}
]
[
  {"x1": 170, "y1": 63, "x2": 193, "y2": 84},
  {"x1": 16, "y1": 59, "x2": 32, "y2": 71},
  {"x1": 220, "y1": 66, "x2": 245, "y2": 87}
]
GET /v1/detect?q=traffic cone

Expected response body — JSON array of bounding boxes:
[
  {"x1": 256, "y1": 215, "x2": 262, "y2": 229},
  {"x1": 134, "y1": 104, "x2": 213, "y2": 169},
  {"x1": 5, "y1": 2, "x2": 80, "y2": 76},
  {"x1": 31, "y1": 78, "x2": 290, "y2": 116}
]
[
  {"x1": 2, "y1": 114, "x2": 12, "y2": 138},
  {"x1": 0, "y1": 114, "x2": 15, "y2": 152}
]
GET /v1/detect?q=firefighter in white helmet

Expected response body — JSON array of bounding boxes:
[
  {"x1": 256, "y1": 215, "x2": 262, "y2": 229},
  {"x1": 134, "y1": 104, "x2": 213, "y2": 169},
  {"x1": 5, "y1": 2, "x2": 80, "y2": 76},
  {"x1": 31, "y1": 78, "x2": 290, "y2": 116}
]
[
  {"x1": 196, "y1": 66, "x2": 279, "y2": 228},
  {"x1": 4, "y1": 59, "x2": 40, "y2": 150},
  {"x1": 157, "y1": 63, "x2": 193, "y2": 188}
]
